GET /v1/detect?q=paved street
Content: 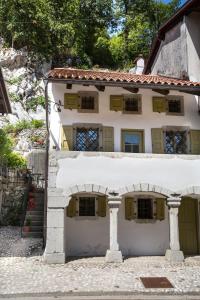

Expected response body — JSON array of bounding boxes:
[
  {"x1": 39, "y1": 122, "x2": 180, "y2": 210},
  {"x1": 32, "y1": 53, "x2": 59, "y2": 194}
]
[
  {"x1": 1, "y1": 255, "x2": 200, "y2": 297},
  {"x1": 1, "y1": 228, "x2": 200, "y2": 298}
]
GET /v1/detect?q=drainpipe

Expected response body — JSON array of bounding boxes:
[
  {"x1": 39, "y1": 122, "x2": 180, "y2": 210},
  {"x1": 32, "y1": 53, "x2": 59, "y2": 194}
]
[{"x1": 43, "y1": 78, "x2": 50, "y2": 247}]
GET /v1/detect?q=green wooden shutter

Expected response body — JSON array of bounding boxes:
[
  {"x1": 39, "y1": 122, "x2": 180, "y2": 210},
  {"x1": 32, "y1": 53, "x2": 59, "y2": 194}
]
[
  {"x1": 152, "y1": 97, "x2": 166, "y2": 113},
  {"x1": 190, "y1": 130, "x2": 200, "y2": 154},
  {"x1": 97, "y1": 196, "x2": 107, "y2": 217},
  {"x1": 110, "y1": 95, "x2": 123, "y2": 111},
  {"x1": 151, "y1": 128, "x2": 164, "y2": 153},
  {"x1": 102, "y1": 126, "x2": 114, "y2": 152},
  {"x1": 62, "y1": 126, "x2": 73, "y2": 150},
  {"x1": 156, "y1": 198, "x2": 165, "y2": 221},
  {"x1": 67, "y1": 196, "x2": 77, "y2": 217},
  {"x1": 125, "y1": 197, "x2": 135, "y2": 221},
  {"x1": 64, "y1": 93, "x2": 79, "y2": 109}
]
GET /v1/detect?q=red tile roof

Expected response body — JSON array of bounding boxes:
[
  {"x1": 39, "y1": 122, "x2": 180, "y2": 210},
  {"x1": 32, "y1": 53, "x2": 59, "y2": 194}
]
[{"x1": 48, "y1": 68, "x2": 200, "y2": 88}]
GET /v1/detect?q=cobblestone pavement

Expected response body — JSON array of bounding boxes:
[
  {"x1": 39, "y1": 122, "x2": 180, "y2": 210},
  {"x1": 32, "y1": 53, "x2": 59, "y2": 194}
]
[
  {"x1": 1, "y1": 255, "x2": 200, "y2": 295},
  {"x1": 1, "y1": 227, "x2": 200, "y2": 296}
]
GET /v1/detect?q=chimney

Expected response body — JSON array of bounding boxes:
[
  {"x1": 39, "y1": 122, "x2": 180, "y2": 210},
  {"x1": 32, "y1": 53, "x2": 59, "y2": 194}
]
[{"x1": 129, "y1": 55, "x2": 145, "y2": 75}]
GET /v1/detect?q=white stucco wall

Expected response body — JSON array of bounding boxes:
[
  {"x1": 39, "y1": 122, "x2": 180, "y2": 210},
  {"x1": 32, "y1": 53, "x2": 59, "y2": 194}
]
[
  {"x1": 186, "y1": 12, "x2": 200, "y2": 82},
  {"x1": 65, "y1": 197, "x2": 169, "y2": 256},
  {"x1": 48, "y1": 83, "x2": 200, "y2": 153},
  {"x1": 56, "y1": 153, "x2": 200, "y2": 192}
]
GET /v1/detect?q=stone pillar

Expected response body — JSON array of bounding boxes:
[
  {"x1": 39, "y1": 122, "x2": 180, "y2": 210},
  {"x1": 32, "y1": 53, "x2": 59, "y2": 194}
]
[
  {"x1": 165, "y1": 197, "x2": 184, "y2": 262},
  {"x1": 44, "y1": 207, "x2": 65, "y2": 263},
  {"x1": 105, "y1": 196, "x2": 123, "y2": 263}
]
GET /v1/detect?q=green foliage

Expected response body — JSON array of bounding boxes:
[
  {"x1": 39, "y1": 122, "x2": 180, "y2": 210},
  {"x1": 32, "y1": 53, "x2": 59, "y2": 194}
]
[
  {"x1": 26, "y1": 96, "x2": 45, "y2": 111},
  {"x1": 3, "y1": 119, "x2": 45, "y2": 134},
  {"x1": 0, "y1": 128, "x2": 26, "y2": 167},
  {"x1": 0, "y1": 0, "x2": 181, "y2": 69},
  {"x1": 6, "y1": 152, "x2": 27, "y2": 168},
  {"x1": 31, "y1": 119, "x2": 44, "y2": 128},
  {"x1": 7, "y1": 76, "x2": 23, "y2": 85},
  {"x1": 9, "y1": 92, "x2": 21, "y2": 103}
]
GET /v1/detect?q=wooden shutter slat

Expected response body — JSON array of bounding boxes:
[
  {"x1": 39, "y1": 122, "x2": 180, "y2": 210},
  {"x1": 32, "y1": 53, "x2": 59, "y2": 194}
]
[
  {"x1": 97, "y1": 196, "x2": 107, "y2": 217},
  {"x1": 156, "y1": 198, "x2": 165, "y2": 221},
  {"x1": 67, "y1": 196, "x2": 77, "y2": 217},
  {"x1": 125, "y1": 197, "x2": 134, "y2": 220},
  {"x1": 151, "y1": 128, "x2": 164, "y2": 154},
  {"x1": 62, "y1": 126, "x2": 73, "y2": 150},
  {"x1": 64, "y1": 93, "x2": 79, "y2": 109},
  {"x1": 102, "y1": 126, "x2": 114, "y2": 152},
  {"x1": 190, "y1": 130, "x2": 200, "y2": 154},
  {"x1": 152, "y1": 97, "x2": 166, "y2": 113},
  {"x1": 110, "y1": 95, "x2": 123, "y2": 111}
]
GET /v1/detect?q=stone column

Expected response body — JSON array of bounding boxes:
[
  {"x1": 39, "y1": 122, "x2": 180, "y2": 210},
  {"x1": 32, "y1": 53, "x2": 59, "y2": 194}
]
[
  {"x1": 165, "y1": 197, "x2": 184, "y2": 262},
  {"x1": 105, "y1": 196, "x2": 123, "y2": 263},
  {"x1": 44, "y1": 207, "x2": 65, "y2": 264}
]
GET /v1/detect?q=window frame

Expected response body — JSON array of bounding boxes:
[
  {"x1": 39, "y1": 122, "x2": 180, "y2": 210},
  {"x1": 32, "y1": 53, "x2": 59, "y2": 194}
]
[
  {"x1": 163, "y1": 126, "x2": 189, "y2": 154},
  {"x1": 123, "y1": 94, "x2": 142, "y2": 114},
  {"x1": 78, "y1": 91, "x2": 99, "y2": 113},
  {"x1": 136, "y1": 196, "x2": 156, "y2": 223},
  {"x1": 73, "y1": 123, "x2": 102, "y2": 151},
  {"x1": 121, "y1": 129, "x2": 145, "y2": 153},
  {"x1": 166, "y1": 96, "x2": 184, "y2": 116},
  {"x1": 75, "y1": 195, "x2": 99, "y2": 219}
]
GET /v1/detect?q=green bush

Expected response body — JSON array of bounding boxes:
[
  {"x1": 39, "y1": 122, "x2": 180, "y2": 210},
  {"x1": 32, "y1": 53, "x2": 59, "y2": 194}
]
[
  {"x1": 31, "y1": 119, "x2": 44, "y2": 128},
  {"x1": 6, "y1": 152, "x2": 27, "y2": 168},
  {"x1": 3, "y1": 119, "x2": 45, "y2": 134},
  {"x1": 26, "y1": 96, "x2": 46, "y2": 111}
]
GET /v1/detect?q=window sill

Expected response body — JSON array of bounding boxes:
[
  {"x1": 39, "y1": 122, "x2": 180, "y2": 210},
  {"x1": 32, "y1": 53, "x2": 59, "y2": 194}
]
[
  {"x1": 135, "y1": 219, "x2": 156, "y2": 224},
  {"x1": 74, "y1": 216, "x2": 99, "y2": 220}
]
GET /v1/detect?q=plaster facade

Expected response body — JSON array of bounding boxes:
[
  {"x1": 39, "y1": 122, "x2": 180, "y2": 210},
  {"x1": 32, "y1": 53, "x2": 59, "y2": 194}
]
[
  {"x1": 48, "y1": 83, "x2": 199, "y2": 153},
  {"x1": 44, "y1": 79, "x2": 200, "y2": 264}
]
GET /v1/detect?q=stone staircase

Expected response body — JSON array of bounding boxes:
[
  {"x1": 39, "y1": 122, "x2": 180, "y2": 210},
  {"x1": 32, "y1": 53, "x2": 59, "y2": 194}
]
[{"x1": 22, "y1": 189, "x2": 44, "y2": 238}]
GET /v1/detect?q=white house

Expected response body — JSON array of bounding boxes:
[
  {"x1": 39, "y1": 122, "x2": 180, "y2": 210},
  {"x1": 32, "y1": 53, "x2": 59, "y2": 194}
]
[{"x1": 44, "y1": 68, "x2": 200, "y2": 264}]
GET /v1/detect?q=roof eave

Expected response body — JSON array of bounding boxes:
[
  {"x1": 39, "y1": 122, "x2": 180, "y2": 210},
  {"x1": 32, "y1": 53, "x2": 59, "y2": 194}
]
[{"x1": 47, "y1": 77, "x2": 200, "y2": 94}]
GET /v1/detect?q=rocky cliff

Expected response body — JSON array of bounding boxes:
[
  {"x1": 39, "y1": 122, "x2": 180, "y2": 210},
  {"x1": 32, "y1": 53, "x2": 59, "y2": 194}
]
[{"x1": 0, "y1": 47, "x2": 49, "y2": 154}]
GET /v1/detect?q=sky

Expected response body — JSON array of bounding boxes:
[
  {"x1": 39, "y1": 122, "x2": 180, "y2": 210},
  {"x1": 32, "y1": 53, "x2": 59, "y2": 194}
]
[{"x1": 163, "y1": 0, "x2": 186, "y2": 3}]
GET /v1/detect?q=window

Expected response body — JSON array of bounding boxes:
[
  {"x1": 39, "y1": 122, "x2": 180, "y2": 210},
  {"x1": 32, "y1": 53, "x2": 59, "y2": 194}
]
[
  {"x1": 121, "y1": 130, "x2": 144, "y2": 153},
  {"x1": 79, "y1": 197, "x2": 96, "y2": 216},
  {"x1": 81, "y1": 96, "x2": 95, "y2": 110},
  {"x1": 165, "y1": 130, "x2": 188, "y2": 154},
  {"x1": 137, "y1": 198, "x2": 153, "y2": 219},
  {"x1": 166, "y1": 96, "x2": 184, "y2": 115},
  {"x1": 123, "y1": 95, "x2": 141, "y2": 114},
  {"x1": 75, "y1": 127, "x2": 100, "y2": 151},
  {"x1": 78, "y1": 91, "x2": 98, "y2": 113}
]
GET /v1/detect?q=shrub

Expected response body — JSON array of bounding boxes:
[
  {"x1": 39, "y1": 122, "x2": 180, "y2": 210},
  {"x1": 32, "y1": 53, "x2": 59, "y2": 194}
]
[
  {"x1": 26, "y1": 96, "x2": 45, "y2": 111},
  {"x1": 31, "y1": 119, "x2": 44, "y2": 128},
  {"x1": 6, "y1": 152, "x2": 27, "y2": 168}
]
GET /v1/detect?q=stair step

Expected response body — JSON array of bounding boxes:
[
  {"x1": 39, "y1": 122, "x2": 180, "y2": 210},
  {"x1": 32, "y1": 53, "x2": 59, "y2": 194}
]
[
  {"x1": 29, "y1": 226, "x2": 43, "y2": 232},
  {"x1": 22, "y1": 231, "x2": 43, "y2": 238},
  {"x1": 31, "y1": 220, "x2": 43, "y2": 226},
  {"x1": 26, "y1": 211, "x2": 44, "y2": 216},
  {"x1": 25, "y1": 215, "x2": 43, "y2": 221}
]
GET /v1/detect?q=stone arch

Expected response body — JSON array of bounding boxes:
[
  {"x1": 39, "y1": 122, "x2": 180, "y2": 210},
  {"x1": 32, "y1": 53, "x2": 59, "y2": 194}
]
[
  {"x1": 118, "y1": 183, "x2": 173, "y2": 198},
  {"x1": 62, "y1": 184, "x2": 110, "y2": 207}
]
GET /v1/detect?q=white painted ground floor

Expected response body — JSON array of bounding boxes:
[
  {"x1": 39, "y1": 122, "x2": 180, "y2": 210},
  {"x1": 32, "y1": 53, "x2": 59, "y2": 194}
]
[{"x1": 44, "y1": 151, "x2": 200, "y2": 264}]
